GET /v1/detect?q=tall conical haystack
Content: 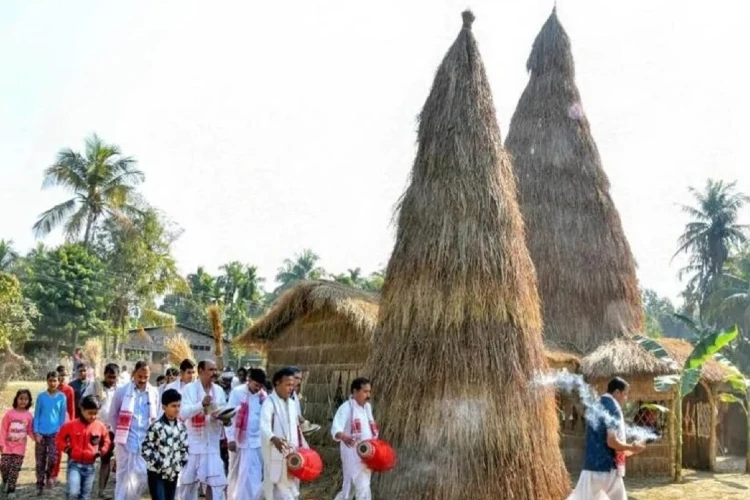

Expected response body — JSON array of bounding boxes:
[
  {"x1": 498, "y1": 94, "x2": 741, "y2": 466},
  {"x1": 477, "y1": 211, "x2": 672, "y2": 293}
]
[
  {"x1": 505, "y1": 8, "x2": 642, "y2": 354},
  {"x1": 368, "y1": 11, "x2": 569, "y2": 500}
]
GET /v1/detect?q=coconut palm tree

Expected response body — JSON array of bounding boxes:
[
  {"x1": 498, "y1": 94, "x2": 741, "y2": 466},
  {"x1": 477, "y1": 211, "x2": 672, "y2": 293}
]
[
  {"x1": 274, "y1": 249, "x2": 325, "y2": 293},
  {"x1": 0, "y1": 239, "x2": 19, "y2": 271},
  {"x1": 674, "y1": 179, "x2": 749, "y2": 310},
  {"x1": 33, "y1": 134, "x2": 145, "y2": 247}
]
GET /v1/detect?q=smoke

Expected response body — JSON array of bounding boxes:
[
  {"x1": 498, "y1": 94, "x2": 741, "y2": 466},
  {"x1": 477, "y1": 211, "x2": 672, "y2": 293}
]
[{"x1": 534, "y1": 370, "x2": 660, "y2": 443}]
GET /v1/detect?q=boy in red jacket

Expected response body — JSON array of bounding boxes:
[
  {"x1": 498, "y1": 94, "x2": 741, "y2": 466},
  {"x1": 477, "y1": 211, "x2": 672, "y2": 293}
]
[
  {"x1": 56, "y1": 395, "x2": 111, "y2": 500},
  {"x1": 51, "y1": 364, "x2": 76, "y2": 486}
]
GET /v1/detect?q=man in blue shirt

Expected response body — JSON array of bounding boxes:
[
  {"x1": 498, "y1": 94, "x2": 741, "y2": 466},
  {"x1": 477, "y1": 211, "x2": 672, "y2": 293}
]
[{"x1": 569, "y1": 377, "x2": 646, "y2": 500}]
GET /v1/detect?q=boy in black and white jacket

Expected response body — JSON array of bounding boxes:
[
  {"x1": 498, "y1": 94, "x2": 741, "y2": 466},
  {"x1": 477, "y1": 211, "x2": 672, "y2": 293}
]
[{"x1": 141, "y1": 389, "x2": 189, "y2": 500}]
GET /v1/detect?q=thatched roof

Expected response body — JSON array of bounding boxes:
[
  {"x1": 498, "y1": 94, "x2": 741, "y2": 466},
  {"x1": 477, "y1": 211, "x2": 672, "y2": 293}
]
[
  {"x1": 545, "y1": 344, "x2": 582, "y2": 371},
  {"x1": 235, "y1": 280, "x2": 379, "y2": 346},
  {"x1": 367, "y1": 11, "x2": 569, "y2": 500},
  {"x1": 504, "y1": 8, "x2": 642, "y2": 354},
  {"x1": 581, "y1": 336, "x2": 732, "y2": 385}
]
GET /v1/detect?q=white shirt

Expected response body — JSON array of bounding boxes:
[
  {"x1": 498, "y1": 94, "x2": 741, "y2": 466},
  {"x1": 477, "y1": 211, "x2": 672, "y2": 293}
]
[
  {"x1": 83, "y1": 380, "x2": 117, "y2": 430},
  {"x1": 164, "y1": 379, "x2": 190, "y2": 394},
  {"x1": 331, "y1": 399, "x2": 376, "y2": 480},
  {"x1": 179, "y1": 380, "x2": 227, "y2": 454},
  {"x1": 225, "y1": 384, "x2": 264, "y2": 449}
]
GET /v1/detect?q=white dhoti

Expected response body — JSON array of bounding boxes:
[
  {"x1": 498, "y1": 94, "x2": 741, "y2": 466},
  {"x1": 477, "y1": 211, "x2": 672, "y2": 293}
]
[
  {"x1": 333, "y1": 468, "x2": 372, "y2": 500},
  {"x1": 568, "y1": 470, "x2": 627, "y2": 500},
  {"x1": 227, "y1": 448, "x2": 263, "y2": 500},
  {"x1": 114, "y1": 448, "x2": 147, "y2": 500},
  {"x1": 334, "y1": 446, "x2": 372, "y2": 500},
  {"x1": 178, "y1": 452, "x2": 228, "y2": 500}
]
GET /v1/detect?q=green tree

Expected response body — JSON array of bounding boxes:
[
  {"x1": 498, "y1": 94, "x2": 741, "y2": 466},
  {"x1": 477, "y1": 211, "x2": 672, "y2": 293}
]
[
  {"x1": 0, "y1": 240, "x2": 19, "y2": 272},
  {"x1": 94, "y1": 208, "x2": 186, "y2": 355},
  {"x1": 274, "y1": 249, "x2": 325, "y2": 294},
  {"x1": 641, "y1": 288, "x2": 693, "y2": 339},
  {"x1": 636, "y1": 319, "x2": 739, "y2": 482},
  {"x1": 23, "y1": 243, "x2": 111, "y2": 351},
  {"x1": 674, "y1": 179, "x2": 749, "y2": 316},
  {"x1": 33, "y1": 134, "x2": 145, "y2": 247},
  {"x1": 0, "y1": 272, "x2": 39, "y2": 346},
  {"x1": 333, "y1": 268, "x2": 365, "y2": 288},
  {"x1": 217, "y1": 262, "x2": 266, "y2": 337}
]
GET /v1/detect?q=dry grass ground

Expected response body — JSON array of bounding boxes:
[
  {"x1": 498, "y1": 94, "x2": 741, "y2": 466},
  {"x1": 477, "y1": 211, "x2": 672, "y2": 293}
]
[{"x1": 1, "y1": 381, "x2": 747, "y2": 499}]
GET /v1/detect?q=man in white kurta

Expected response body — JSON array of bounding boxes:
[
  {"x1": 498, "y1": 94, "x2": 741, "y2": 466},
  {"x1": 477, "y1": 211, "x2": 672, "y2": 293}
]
[
  {"x1": 331, "y1": 378, "x2": 376, "y2": 500},
  {"x1": 259, "y1": 368, "x2": 309, "y2": 500},
  {"x1": 178, "y1": 360, "x2": 228, "y2": 500},
  {"x1": 226, "y1": 369, "x2": 267, "y2": 500},
  {"x1": 109, "y1": 361, "x2": 159, "y2": 500}
]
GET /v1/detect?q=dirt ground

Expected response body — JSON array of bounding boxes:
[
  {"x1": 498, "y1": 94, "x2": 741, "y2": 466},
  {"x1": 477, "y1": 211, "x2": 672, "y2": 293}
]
[{"x1": 2, "y1": 381, "x2": 748, "y2": 499}]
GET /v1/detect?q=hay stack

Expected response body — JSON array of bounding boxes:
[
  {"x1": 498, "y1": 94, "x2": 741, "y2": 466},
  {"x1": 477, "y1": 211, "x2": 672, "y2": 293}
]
[
  {"x1": 207, "y1": 304, "x2": 224, "y2": 370},
  {"x1": 83, "y1": 338, "x2": 104, "y2": 378},
  {"x1": 504, "y1": 8, "x2": 642, "y2": 354},
  {"x1": 367, "y1": 11, "x2": 568, "y2": 499},
  {"x1": 164, "y1": 334, "x2": 195, "y2": 367}
]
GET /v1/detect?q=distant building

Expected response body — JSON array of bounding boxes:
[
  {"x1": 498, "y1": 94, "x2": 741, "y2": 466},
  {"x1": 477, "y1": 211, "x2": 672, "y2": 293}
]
[{"x1": 123, "y1": 324, "x2": 231, "y2": 366}]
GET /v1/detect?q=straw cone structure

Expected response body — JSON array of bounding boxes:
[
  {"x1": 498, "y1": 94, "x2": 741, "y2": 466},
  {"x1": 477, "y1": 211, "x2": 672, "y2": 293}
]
[
  {"x1": 207, "y1": 304, "x2": 224, "y2": 370},
  {"x1": 164, "y1": 334, "x2": 195, "y2": 366},
  {"x1": 368, "y1": 11, "x2": 568, "y2": 500},
  {"x1": 505, "y1": 8, "x2": 642, "y2": 354}
]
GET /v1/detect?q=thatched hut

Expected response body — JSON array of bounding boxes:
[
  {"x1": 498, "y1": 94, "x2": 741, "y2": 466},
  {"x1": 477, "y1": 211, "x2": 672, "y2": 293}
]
[
  {"x1": 234, "y1": 280, "x2": 379, "y2": 427},
  {"x1": 504, "y1": 8, "x2": 642, "y2": 354},
  {"x1": 580, "y1": 337, "x2": 734, "y2": 475},
  {"x1": 366, "y1": 11, "x2": 569, "y2": 499}
]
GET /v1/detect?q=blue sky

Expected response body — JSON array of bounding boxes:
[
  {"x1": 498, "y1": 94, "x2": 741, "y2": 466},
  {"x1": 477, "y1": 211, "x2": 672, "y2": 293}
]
[{"x1": 1, "y1": 0, "x2": 748, "y2": 301}]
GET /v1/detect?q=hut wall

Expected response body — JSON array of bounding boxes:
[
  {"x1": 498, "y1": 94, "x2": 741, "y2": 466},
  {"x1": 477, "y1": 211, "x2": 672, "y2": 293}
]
[
  {"x1": 682, "y1": 382, "x2": 714, "y2": 470},
  {"x1": 588, "y1": 377, "x2": 675, "y2": 476},
  {"x1": 263, "y1": 310, "x2": 370, "y2": 442},
  {"x1": 720, "y1": 402, "x2": 748, "y2": 456}
]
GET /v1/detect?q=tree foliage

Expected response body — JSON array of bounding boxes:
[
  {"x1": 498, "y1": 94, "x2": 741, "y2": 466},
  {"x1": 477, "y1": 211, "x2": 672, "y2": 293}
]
[
  {"x1": 33, "y1": 134, "x2": 145, "y2": 247},
  {"x1": 0, "y1": 272, "x2": 39, "y2": 346},
  {"x1": 21, "y1": 243, "x2": 110, "y2": 350}
]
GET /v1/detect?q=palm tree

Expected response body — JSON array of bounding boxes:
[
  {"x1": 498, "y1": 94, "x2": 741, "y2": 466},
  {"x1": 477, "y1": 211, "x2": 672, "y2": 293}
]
[
  {"x1": 333, "y1": 267, "x2": 364, "y2": 288},
  {"x1": 33, "y1": 134, "x2": 145, "y2": 247},
  {"x1": 274, "y1": 249, "x2": 325, "y2": 293},
  {"x1": 0, "y1": 239, "x2": 19, "y2": 271},
  {"x1": 674, "y1": 179, "x2": 749, "y2": 313}
]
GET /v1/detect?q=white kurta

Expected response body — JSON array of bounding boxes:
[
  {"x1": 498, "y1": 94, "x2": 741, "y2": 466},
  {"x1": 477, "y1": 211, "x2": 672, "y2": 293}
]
[
  {"x1": 178, "y1": 380, "x2": 228, "y2": 500},
  {"x1": 226, "y1": 384, "x2": 264, "y2": 500},
  {"x1": 259, "y1": 393, "x2": 307, "y2": 500},
  {"x1": 331, "y1": 400, "x2": 376, "y2": 500}
]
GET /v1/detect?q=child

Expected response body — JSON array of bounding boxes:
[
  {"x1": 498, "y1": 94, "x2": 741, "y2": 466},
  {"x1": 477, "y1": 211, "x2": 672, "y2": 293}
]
[
  {"x1": 0, "y1": 389, "x2": 34, "y2": 498},
  {"x1": 34, "y1": 370, "x2": 67, "y2": 495},
  {"x1": 141, "y1": 389, "x2": 189, "y2": 500},
  {"x1": 56, "y1": 396, "x2": 111, "y2": 500}
]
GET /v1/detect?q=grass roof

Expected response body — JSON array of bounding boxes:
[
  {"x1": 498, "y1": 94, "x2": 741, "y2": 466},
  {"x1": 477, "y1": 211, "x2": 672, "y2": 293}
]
[
  {"x1": 581, "y1": 336, "x2": 733, "y2": 385},
  {"x1": 234, "y1": 280, "x2": 379, "y2": 347},
  {"x1": 505, "y1": 8, "x2": 642, "y2": 354},
  {"x1": 367, "y1": 11, "x2": 569, "y2": 499}
]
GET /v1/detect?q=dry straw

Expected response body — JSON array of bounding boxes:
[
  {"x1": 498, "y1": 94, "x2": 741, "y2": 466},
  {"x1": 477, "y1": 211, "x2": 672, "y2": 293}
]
[
  {"x1": 83, "y1": 338, "x2": 104, "y2": 378},
  {"x1": 505, "y1": 8, "x2": 642, "y2": 354},
  {"x1": 367, "y1": 11, "x2": 569, "y2": 499},
  {"x1": 207, "y1": 304, "x2": 224, "y2": 370},
  {"x1": 164, "y1": 334, "x2": 195, "y2": 367}
]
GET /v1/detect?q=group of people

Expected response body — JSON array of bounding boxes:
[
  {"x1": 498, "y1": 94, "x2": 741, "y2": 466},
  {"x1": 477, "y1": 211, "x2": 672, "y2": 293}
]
[{"x1": 0, "y1": 358, "x2": 379, "y2": 500}]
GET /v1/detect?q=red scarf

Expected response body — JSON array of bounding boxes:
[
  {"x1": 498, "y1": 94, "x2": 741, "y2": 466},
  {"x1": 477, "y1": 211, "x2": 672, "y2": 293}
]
[
  {"x1": 191, "y1": 384, "x2": 215, "y2": 437},
  {"x1": 350, "y1": 399, "x2": 378, "y2": 439},
  {"x1": 235, "y1": 388, "x2": 266, "y2": 444}
]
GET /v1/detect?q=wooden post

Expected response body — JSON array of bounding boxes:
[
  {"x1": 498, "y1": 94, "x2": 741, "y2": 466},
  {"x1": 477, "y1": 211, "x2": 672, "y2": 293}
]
[{"x1": 709, "y1": 385, "x2": 717, "y2": 472}]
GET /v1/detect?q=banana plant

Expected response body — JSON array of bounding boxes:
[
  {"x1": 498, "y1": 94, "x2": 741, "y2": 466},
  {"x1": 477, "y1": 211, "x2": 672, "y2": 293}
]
[
  {"x1": 715, "y1": 354, "x2": 750, "y2": 473},
  {"x1": 634, "y1": 322, "x2": 739, "y2": 482}
]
